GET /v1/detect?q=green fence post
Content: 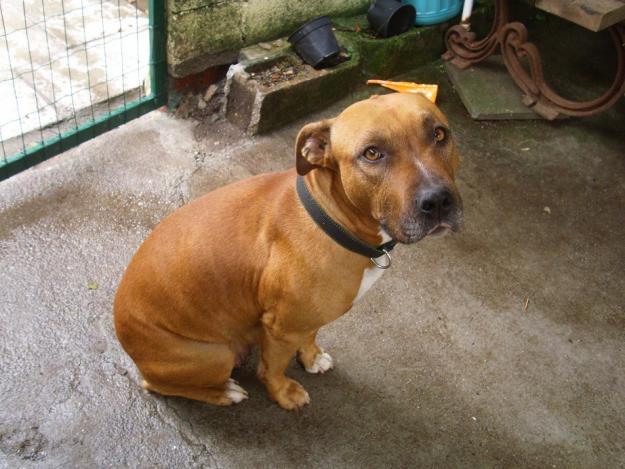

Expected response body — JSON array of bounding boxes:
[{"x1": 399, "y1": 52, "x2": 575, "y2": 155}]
[
  {"x1": 0, "y1": 1, "x2": 168, "y2": 181},
  {"x1": 149, "y1": 0, "x2": 167, "y2": 107}
]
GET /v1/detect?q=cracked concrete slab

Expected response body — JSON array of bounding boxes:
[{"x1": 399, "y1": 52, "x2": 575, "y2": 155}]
[{"x1": 1, "y1": 62, "x2": 624, "y2": 467}]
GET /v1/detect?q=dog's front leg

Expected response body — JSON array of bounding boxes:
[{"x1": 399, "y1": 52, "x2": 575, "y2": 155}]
[
  {"x1": 297, "y1": 331, "x2": 334, "y2": 374},
  {"x1": 257, "y1": 321, "x2": 311, "y2": 410}
]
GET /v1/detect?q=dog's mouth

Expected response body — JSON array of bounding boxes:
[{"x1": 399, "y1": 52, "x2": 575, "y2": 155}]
[
  {"x1": 426, "y1": 223, "x2": 452, "y2": 238},
  {"x1": 383, "y1": 213, "x2": 462, "y2": 245}
]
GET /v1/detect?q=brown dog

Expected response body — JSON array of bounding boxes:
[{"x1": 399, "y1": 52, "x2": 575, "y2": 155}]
[{"x1": 114, "y1": 93, "x2": 463, "y2": 410}]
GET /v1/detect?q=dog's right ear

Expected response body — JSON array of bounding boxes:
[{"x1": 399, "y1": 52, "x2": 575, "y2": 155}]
[{"x1": 295, "y1": 119, "x2": 335, "y2": 176}]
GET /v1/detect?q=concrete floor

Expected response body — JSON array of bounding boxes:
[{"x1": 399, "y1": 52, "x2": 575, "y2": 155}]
[{"x1": 1, "y1": 63, "x2": 624, "y2": 468}]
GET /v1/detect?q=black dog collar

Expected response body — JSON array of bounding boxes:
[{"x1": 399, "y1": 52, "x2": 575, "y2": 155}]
[{"x1": 296, "y1": 176, "x2": 396, "y2": 268}]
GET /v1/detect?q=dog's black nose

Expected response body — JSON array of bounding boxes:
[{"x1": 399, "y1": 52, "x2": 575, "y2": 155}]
[{"x1": 418, "y1": 186, "x2": 453, "y2": 217}]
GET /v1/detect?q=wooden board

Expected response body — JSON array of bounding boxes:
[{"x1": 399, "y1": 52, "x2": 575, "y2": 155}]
[{"x1": 535, "y1": 0, "x2": 625, "y2": 31}]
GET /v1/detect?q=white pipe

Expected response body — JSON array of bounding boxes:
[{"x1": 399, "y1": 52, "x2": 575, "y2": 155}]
[{"x1": 461, "y1": 0, "x2": 475, "y2": 26}]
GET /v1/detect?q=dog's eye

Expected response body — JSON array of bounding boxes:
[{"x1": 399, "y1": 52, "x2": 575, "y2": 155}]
[
  {"x1": 434, "y1": 127, "x2": 447, "y2": 143},
  {"x1": 363, "y1": 147, "x2": 384, "y2": 162}
]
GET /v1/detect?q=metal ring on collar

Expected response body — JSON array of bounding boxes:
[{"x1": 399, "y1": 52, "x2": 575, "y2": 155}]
[{"x1": 370, "y1": 249, "x2": 392, "y2": 269}]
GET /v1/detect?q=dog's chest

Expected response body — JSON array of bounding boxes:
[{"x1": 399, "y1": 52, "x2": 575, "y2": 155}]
[
  {"x1": 352, "y1": 229, "x2": 392, "y2": 304},
  {"x1": 353, "y1": 265, "x2": 386, "y2": 303}
]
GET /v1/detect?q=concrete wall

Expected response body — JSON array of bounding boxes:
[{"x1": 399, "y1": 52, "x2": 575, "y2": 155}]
[{"x1": 167, "y1": 0, "x2": 370, "y2": 77}]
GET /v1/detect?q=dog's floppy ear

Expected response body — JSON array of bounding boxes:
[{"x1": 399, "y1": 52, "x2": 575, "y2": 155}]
[{"x1": 295, "y1": 119, "x2": 335, "y2": 176}]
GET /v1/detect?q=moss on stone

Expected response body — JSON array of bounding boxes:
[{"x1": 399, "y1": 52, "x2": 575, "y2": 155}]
[
  {"x1": 167, "y1": 2, "x2": 243, "y2": 75},
  {"x1": 334, "y1": 18, "x2": 448, "y2": 78},
  {"x1": 256, "y1": 54, "x2": 361, "y2": 133},
  {"x1": 238, "y1": 40, "x2": 293, "y2": 66},
  {"x1": 167, "y1": 0, "x2": 370, "y2": 76},
  {"x1": 226, "y1": 34, "x2": 361, "y2": 134}
]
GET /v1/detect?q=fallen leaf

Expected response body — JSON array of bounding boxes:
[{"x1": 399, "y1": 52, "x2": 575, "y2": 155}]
[{"x1": 87, "y1": 281, "x2": 99, "y2": 290}]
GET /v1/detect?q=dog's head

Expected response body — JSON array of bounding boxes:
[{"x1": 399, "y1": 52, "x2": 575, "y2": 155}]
[{"x1": 295, "y1": 92, "x2": 463, "y2": 244}]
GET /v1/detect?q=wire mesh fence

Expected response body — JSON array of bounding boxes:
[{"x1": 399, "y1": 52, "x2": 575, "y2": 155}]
[{"x1": 0, "y1": 0, "x2": 166, "y2": 180}]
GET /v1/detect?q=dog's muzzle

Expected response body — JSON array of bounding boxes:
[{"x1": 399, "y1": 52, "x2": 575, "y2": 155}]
[
  {"x1": 389, "y1": 183, "x2": 463, "y2": 244},
  {"x1": 415, "y1": 183, "x2": 463, "y2": 238}
]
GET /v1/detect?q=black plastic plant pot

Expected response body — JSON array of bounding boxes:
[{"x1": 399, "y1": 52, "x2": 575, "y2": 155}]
[
  {"x1": 367, "y1": 0, "x2": 416, "y2": 38},
  {"x1": 288, "y1": 16, "x2": 341, "y2": 69}
]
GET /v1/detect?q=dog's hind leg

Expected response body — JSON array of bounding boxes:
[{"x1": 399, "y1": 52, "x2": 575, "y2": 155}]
[
  {"x1": 142, "y1": 377, "x2": 247, "y2": 406},
  {"x1": 135, "y1": 332, "x2": 247, "y2": 406}
]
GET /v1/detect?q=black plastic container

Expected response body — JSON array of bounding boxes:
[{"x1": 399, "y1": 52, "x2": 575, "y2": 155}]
[
  {"x1": 367, "y1": 0, "x2": 416, "y2": 38},
  {"x1": 288, "y1": 16, "x2": 341, "y2": 69}
]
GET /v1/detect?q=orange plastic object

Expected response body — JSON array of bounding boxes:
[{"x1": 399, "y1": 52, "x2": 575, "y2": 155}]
[{"x1": 366, "y1": 79, "x2": 438, "y2": 103}]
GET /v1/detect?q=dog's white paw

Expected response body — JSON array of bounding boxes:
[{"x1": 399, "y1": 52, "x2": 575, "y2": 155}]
[
  {"x1": 305, "y1": 351, "x2": 334, "y2": 374},
  {"x1": 225, "y1": 378, "x2": 249, "y2": 404}
]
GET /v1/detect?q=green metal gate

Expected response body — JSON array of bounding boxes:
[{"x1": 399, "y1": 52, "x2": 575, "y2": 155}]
[{"x1": 0, "y1": 0, "x2": 166, "y2": 181}]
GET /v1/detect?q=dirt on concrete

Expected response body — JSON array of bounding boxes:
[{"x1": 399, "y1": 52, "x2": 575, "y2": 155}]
[
  {"x1": 173, "y1": 79, "x2": 227, "y2": 123},
  {"x1": 1, "y1": 61, "x2": 624, "y2": 468},
  {"x1": 250, "y1": 59, "x2": 308, "y2": 88}
]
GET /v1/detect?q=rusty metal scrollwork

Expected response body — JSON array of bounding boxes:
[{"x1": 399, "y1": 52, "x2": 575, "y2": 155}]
[
  {"x1": 442, "y1": 0, "x2": 509, "y2": 69},
  {"x1": 443, "y1": 0, "x2": 625, "y2": 119}
]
